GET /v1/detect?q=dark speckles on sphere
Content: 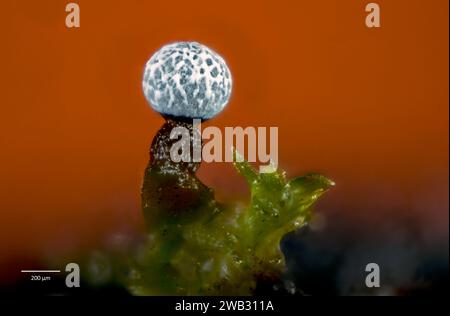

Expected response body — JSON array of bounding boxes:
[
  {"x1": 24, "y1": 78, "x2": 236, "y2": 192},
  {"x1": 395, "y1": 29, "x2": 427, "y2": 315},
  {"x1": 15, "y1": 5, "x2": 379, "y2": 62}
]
[
  {"x1": 210, "y1": 67, "x2": 219, "y2": 78},
  {"x1": 149, "y1": 89, "x2": 155, "y2": 100},
  {"x1": 157, "y1": 81, "x2": 166, "y2": 90},
  {"x1": 155, "y1": 69, "x2": 162, "y2": 80},
  {"x1": 143, "y1": 42, "x2": 232, "y2": 120}
]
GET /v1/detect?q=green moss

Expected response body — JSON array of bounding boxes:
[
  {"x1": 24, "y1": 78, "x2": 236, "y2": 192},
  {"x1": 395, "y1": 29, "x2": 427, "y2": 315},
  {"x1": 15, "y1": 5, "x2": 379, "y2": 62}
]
[
  {"x1": 115, "y1": 152, "x2": 331, "y2": 295},
  {"x1": 84, "y1": 120, "x2": 333, "y2": 295}
]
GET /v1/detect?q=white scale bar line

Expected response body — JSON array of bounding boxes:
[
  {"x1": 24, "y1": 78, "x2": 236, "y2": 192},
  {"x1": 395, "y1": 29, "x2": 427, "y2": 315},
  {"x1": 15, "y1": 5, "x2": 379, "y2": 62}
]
[{"x1": 21, "y1": 270, "x2": 61, "y2": 273}]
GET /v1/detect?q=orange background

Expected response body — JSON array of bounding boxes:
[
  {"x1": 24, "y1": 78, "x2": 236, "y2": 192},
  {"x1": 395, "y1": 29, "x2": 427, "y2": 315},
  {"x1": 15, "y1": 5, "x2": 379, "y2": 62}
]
[{"x1": 0, "y1": 0, "x2": 448, "y2": 280}]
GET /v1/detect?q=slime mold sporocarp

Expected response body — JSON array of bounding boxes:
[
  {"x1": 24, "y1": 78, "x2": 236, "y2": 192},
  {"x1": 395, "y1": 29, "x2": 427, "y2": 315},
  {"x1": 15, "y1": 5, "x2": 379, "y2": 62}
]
[
  {"x1": 83, "y1": 42, "x2": 334, "y2": 295},
  {"x1": 142, "y1": 42, "x2": 232, "y2": 120}
]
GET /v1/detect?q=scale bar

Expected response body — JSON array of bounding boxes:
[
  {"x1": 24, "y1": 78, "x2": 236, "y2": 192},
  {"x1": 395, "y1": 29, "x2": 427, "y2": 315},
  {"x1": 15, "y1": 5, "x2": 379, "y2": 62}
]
[{"x1": 21, "y1": 270, "x2": 61, "y2": 273}]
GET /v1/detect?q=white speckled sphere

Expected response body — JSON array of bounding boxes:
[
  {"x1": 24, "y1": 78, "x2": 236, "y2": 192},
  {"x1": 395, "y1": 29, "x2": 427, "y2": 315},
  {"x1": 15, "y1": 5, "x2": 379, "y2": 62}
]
[{"x1": 142, "y1": 42, "x2": 232, "y2": 120}]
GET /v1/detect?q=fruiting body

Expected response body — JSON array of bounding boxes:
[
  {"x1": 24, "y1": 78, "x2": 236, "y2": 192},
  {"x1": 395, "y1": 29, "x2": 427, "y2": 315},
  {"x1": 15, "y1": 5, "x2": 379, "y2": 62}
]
[
  {"x1": 82, "y1": 43, "x2": 333, "y2": 295},
  {"x1": 142, "y1": 42, "x2": 232, "y2": 120}
]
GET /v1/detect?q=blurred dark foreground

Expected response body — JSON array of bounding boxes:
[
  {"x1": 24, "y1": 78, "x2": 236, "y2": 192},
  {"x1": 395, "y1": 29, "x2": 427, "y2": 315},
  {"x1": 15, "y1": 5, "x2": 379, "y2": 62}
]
[{"x1": 1, "y1": 210, "x2": 448, "y2": 296}]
